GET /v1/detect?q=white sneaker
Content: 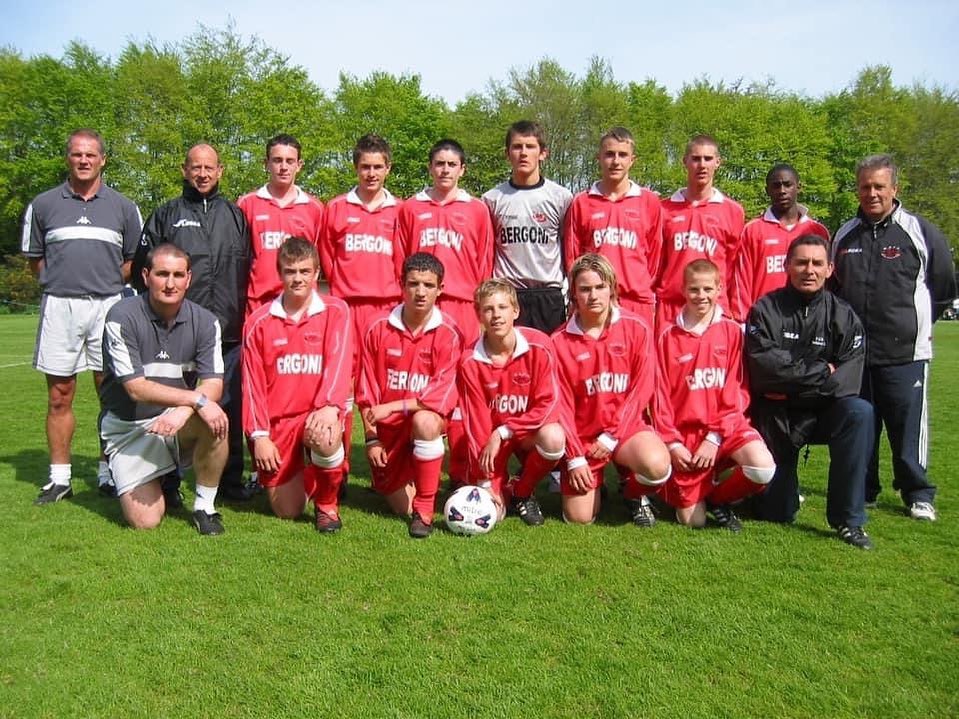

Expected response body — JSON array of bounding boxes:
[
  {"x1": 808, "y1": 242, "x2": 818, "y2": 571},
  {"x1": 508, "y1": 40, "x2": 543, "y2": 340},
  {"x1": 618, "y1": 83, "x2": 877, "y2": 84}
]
[{"x1": 909, "y1": 501, "x2": 937, "y2": 521}]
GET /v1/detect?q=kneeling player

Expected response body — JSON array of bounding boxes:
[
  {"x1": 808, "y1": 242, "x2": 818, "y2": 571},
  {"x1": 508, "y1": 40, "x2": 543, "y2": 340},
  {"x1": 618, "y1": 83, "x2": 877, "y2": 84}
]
[
  {"x1": 552, "y1": 253, "x2": 672, "y2": 525},
  {"x1": 458, "y1": 280, "x2": 565, "y2": 525},
  {"x1": 242, "y1": 238, "x2": 352, "y2": 532},
  {"x1": 358, "y1": 253, "x2": 463, "y2": 538},
  {"x1": 655, "y1": 259, "x2": 775, "y2": 530}
]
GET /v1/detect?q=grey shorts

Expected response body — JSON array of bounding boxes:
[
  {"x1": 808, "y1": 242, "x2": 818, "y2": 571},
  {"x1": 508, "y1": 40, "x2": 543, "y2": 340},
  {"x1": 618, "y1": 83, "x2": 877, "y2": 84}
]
[
  {"x1": 100, "y1": 410, "x2": 185, "y2": 496},
  {"x1": 34, "y1": 293, "x2": 121, "y2": 376}
]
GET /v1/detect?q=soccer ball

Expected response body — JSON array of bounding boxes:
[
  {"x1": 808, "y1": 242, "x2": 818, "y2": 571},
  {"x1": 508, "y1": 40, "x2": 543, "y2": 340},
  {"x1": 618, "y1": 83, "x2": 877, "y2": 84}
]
[{"x1": 444, "y1": 485, "x2": 498, "y2": 536}]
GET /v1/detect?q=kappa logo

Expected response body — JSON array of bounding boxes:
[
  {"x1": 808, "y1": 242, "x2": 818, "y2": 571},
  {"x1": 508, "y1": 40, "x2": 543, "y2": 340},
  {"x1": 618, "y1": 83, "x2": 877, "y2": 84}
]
[
  {"x1": 764, "y1": 238, "x2": 781, "y2": 245},
  {"x1": 155, "y1": 350, "x2": 170, "y2": 360},
  {"x1": 417, "y1": 212, "x2": 433, "y2": 221},
  {"x1": 347, "y1": 217, "x2": 361, "y2": 224},
  {"x1": 575, "y1": 352, "x2": 591, "y2": 361},
  {"x1": 671, "y1": 215, "x2": 687, "y2": 223},
  {"x1": 591, "y1": 212, "x2": 606, "y2": 221},
  {"x1": 172, "y1": 219, "x2": 201, "y2": 228},
  {"x1": 273, "y1": 338, "x2": 288, "y2": 347},
  {"x1": 678, "y1": 353, "x2": 694, "y2": 364},
  {"x1": 387, "y1": 348, "x2": 402, "y2": 357},
  {"x1": 485, "y1": 382, "x2": 498, "y2": 389},
  {"x1": 76, "y1": 215, "x2": 91, "y2": 225},
  {"x1": 255, "y1": 214, "x2": 270, "y2": 221}
]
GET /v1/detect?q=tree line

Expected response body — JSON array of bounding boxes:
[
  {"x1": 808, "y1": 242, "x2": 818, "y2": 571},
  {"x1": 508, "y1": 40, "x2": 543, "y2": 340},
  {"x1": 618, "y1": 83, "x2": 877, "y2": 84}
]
[{"x1": 1, "y1": 25, "x2": 956, "y2": 307}]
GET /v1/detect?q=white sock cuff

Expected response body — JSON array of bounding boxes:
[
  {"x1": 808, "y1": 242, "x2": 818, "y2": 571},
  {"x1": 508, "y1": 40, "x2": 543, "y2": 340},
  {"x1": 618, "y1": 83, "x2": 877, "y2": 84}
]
[
  {"x1": 637, "y1": 465, "x2": 672, "y2": 486},
  {"x1": 49, "y1": 464, "x2": 71, "y2": 485},
  {"x1": 742, "y1": 464, "x2": 776, "y2": 485},
  {"x1": 535, "y1": 444, "x2": 565, "y2": 461},
  {"x1": 413, "y1": 437, "x2": 445, "y2": 461},
  {"x1": 193, "y1": 483, "x2": 218, "y2": 514},
  {"x1": 310, "y1": 445, "x2": 345, "y2": 469}
]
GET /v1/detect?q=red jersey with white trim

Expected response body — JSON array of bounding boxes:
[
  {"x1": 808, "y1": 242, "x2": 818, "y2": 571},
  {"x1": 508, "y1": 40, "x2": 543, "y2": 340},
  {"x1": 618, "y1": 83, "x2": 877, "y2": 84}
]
[
  {"x1": 563, "y1": 181, "x2": 663, "y2": 305},
  {"x1": 237, "y1": 186, "x2": 325, "y2": 314},
  {"x1": 242, "y1": 291, "x2": 352, "y2": 436},
  {"x1": 457, "y1": 327, "x2": 562, "y2": 462},
  {"x1": 654, "y1": 306, "x2": 751, "y2": 445},
  {"x1": 551, "y1": 307, "x2": 655, "y2": 458},
  {"x1": 320, "y1": 188, "x2": 403, "y2": 302},
  {"x1": 356, "y1": 305, "x2": 462, "y2": 417},
  {"x1": 730, "y1": 206, "x2": 830, "y2": 320},
  {"x1": 656, "y1": 188, "x2": 745, "y2": 308},
  {"x1": 397, "y1": 189, "x2": 494, "y2": 302}
]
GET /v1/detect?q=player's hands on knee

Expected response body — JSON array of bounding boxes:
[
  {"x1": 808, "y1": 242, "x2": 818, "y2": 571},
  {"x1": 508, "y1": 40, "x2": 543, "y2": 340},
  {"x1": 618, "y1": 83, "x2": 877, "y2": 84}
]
[
  {"x1": 691, "y1": 440, "x2": 718, "y2": 469},
  {"x1": 669, "y1": 444, "x2": 694, "y2": 472},
  {"x1": 365, "y1": 404, "x2": 391, "y2": 426},
  {"x1": 253, "y1": 436, "x2": 282, "y2": 473},
  {"x1": 586, "y1": 441, "x2": 610, "y2": 461},
  {"x1": 197, "y1": 401, "x2": 229, "y2": 440},
  {"x1": 366, "y1": 442, "x2": 387, "y2": 469},
  {"x1": 305, "y1": 406, "x2": 340, "y2": 449},
  {"x1": 568, "y1": 465, "x2": 593, "y2": 494},
  {"x1": 480, "y1": 432, "x2": 502, "y2": 475},
  {"x1": 147, "y1": 406, "x2": 194, "y2": 437}
]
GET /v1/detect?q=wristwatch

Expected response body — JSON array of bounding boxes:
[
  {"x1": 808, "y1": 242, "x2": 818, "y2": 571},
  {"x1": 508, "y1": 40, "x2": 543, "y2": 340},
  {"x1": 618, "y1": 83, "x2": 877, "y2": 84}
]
[{"x1": 193, "y1": 393, "x2": 209, "y2": 411}]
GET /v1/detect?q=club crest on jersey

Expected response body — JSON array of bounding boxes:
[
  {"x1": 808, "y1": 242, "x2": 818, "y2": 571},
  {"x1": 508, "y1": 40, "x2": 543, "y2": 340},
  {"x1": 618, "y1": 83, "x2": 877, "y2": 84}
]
[
  {"x1": 623, "y1": 208, "x2": 641, "y2": 221},
  {"x1": 607, "y1": 342, "x2": 627, "y2": 358},
  {"x1": 512, "y1": 372, "x2": 531, "y2": 386},
  {"x1": 304, "y1": 332, "x2": 323, "y2": 346},
  {"x1": 450, "y1": 212, "x2": 467, "y2": 226},
  {"x1": 712, "y1": 346, "x2": 728, "y2": 357},
  {"x1": 532, "y1": 212, "x2": 548, "y2": 224},
  {"x1": 880, "y1": 246, "x2": 902, "y2": 260},
  {"x1": 418, "y1": 349, "x2": 433, "y2": 362}
]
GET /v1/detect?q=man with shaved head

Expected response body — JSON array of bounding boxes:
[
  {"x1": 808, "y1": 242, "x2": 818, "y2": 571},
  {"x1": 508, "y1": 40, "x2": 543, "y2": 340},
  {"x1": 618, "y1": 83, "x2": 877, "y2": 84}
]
[{"x1": 133, "y1": 143, "x2": 252, "y2": 503}]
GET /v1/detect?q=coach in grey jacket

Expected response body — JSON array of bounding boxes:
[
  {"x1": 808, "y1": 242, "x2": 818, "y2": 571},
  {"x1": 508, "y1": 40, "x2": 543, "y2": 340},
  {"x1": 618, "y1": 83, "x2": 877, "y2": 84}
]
[{"x1": 831, "y1": 153, "x2": 956, "y2": 521}]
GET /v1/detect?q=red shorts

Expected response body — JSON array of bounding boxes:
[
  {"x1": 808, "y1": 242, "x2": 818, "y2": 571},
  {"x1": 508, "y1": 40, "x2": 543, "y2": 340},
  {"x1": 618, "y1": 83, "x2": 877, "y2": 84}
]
[
  {"x1": 438, "y1": 298, "x2": 480, "y2": 344},
  {"x1": 249, "y1": 414, "x2": 317, "y2": 489},
  {"x1": 346, "y1": 298, "x2": 396, "y2": 373},
  {"x1": 369, "y1": 414, "x2": 417, "y2": 496},
  {"x1": 466, "y1": 431, "x2": 536, "y2": 496},
  {"x1": 659, "y1": 422, "x2": 763, "y2": 508},
  {"x1": 617, "y1": 298, "x2": 654, "y2": 329},
  {"x1": 559, "y1": 422, "x2": 655, "y2": 496}
]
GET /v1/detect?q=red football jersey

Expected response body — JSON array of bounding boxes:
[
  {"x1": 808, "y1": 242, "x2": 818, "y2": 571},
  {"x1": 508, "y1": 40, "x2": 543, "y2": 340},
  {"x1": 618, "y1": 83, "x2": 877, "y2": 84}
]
[
  {"x1": 242, "y1": 291, "x2": 352, "y2": 436},
  {"x1": 397, "y1": 190, "x2": 494, "y2": 302},
  {"x1": 356, "y1": 305, "x2": 462, "y2": 418},
  {"x1": 655, "y1": 188, "x2": 745, "y2": 310},
  {"x1": 730, "y1": 207, "x2": 830, "y2": 320},
  {"x1": 653, "y1": 307, "x2": 752, "y2": 445},
  {"x1": 551, "y1": 307, "x2": 655, "y2": 462},
  {"x1": 457, "y1": 327, "x2": 563, "y2": 462},
  {"x1": 563, "y1": 181, "x2": 663, "y2": 305},
  {"x1": 237, "y1": 186, "x2": 325, "y2": 314},
  {"x1": 319, "y1": 188, "x2": 403, "y2": 302}
]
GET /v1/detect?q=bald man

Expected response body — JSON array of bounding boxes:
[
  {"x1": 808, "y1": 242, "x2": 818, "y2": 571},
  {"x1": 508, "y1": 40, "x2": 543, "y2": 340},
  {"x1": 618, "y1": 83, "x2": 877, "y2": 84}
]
[{"x1": 133, "y1": 144, "x2": 252, "y2": 502}]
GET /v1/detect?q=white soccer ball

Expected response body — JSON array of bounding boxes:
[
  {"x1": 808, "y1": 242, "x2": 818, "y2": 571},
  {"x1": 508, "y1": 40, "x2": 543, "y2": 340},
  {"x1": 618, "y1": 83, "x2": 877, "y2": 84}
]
[{"x1": 444, "y1": 485, "x2": 498, "y2": 536}]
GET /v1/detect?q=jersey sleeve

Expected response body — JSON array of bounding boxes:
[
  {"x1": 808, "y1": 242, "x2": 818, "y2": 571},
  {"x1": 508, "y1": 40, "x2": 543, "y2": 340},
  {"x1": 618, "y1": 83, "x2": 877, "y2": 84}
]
[
  {"x1": 416, "y1": 326, "x2": 461, "y2": 416},
  {"x1": 21, "y1": 201, "x2": 44, "y2": 257},
  {"x1": 708, "y1": 324, "x2": 750, "y2": 436},
  {"x1": 315, "y1": 301, "x2": 353, "y2": 415},
  {"x1": 653, "y1": 329, "x2": 682, "y2": 445},
  {"x1": 194, "y1": 313, "x2": 223, "y2": 381},
  {"x1": 551, "y1": 335, "x2": 588, "y2": 460},
  {"x1": 456, "y1": 354, "x2": 494, "y2": 480},
  {"x1": 103, "y1": 314, "x2": 144, "y2": 383},
  {"x1": 356, "y1": 324, "x2": 383, "y2": 410},
  {"x1": 131, "y1": 209, "x2": 164, "y2": 292},
  {"x1": 610, "y1": 320, "x2": 655, "y2": 440},
  {"x1": 317, "y1": 206, "x2": 336, "y2": 284},
  {"x1": 241, "y1": 315, "x2": 271, "y2": 436},
  {"x1": 562, "y1": 195, "x2": 585, "y2": 272},
  {"x1": 121, "y1": 201, "x2": 144, "y2": 260}
]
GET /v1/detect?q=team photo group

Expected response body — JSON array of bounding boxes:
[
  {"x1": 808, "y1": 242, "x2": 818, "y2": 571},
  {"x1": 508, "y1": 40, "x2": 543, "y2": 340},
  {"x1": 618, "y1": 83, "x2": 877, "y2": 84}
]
[{"x1": 22, "y1": 120, "x2": 956, "y2": 548}]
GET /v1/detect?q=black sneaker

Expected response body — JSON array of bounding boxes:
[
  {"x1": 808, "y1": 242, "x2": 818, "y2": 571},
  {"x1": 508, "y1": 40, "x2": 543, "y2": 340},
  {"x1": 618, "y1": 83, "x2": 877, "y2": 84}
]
[
  {"x1": 314, "y1": 509, "x2": 342, "y2": 534},
  {"x1": 98, "y1": 482, "x2": 118, "y2": 498},
  {"x1": 708, "y1": 504, "x2": 743, "y2": 533},
  {"x1": 219, "y1": 478, "x2": 257, "y2": 502},
  {"x1": 34, "y1": 482, "x2": 73, "y2": 505},
  {"x1": 510, "y1": 496, "x2": 545, "y2": 526},
  {"x1": 192, "y1": 510, "x2": 225, "y2": 536},
  {"x1": 409, "y1": 512, "x2": 433, "y2": 539},
  {"x1": 626, "y1": 496, "x2": 656, "y2": 528},
  {"x1": 837, "y1": 525, "x2": 873, "y2": 550}
]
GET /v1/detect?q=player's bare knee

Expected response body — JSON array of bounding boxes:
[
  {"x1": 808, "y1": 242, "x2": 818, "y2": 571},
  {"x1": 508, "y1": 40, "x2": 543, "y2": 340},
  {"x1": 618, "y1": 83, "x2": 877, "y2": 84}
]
[
  {"x1": 742, "y1": 464, "x2": 776, "y2": 485},
  {"x1": 410, "y1": 410, "x2": 443, "y2": 440},
  {"x1": 535, "y1": 423, "x2": 565, "y2": 454}
]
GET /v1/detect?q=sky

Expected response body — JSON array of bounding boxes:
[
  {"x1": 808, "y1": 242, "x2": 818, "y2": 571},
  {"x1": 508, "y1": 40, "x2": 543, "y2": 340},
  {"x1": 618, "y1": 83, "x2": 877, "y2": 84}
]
[{"x1": 2, "y1": 0, "x2": 956, "y2": 104}]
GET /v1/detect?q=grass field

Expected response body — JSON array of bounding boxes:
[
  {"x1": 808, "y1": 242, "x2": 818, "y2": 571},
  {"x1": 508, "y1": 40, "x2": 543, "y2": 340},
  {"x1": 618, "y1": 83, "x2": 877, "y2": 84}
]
[{"x1": 0, "y1": 314, "x2": 956, "y2": 718}]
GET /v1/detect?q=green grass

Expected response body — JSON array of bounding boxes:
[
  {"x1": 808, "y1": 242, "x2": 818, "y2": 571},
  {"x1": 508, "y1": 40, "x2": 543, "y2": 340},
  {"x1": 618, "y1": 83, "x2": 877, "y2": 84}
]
[{"x1": 1, "y1": 314, "x2": 957, "y2": 718}]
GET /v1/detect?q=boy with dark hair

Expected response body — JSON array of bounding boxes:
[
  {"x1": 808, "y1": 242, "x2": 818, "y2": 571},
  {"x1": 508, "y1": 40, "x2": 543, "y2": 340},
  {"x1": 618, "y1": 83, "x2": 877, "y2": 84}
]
[{"x1": 357, "y1": 253, "x2": 464, "y2": 538}]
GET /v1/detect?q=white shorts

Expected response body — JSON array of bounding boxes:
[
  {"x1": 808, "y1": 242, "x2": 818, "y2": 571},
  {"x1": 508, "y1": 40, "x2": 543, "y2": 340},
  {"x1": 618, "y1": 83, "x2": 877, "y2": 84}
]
[
  {"x1": 101, "y1": 410, "x2": 191, "y2": 496},
  {"x1": 34, "y1": 293, "x2": 122, "y2": 376}
]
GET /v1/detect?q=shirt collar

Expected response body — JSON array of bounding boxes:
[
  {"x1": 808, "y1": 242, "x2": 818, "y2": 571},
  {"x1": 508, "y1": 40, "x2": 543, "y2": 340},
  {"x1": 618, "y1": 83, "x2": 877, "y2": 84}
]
[
  {"x1": 255, "y1": 184, "x2": 311, "y2": 205},
  {"x1": 413, "y1": 188, "x2": 472, "y2": 204},
  {"x1": 668, "y1": 187, "x2": 725, "y2": 204},
  {"x1": 565, "y1": 305, "x2": 621, "y2": 336},
  {"x1": 761, "y1": 204, "x2": 811, "y2": 227},
  {"x1": 588, "y1": 180, "x2": 643, "y2": 199},
  {"x1": 346, "y1": 187, "x2": 398, "y2": 208},
  {"x1": 387, "y1": 304, "x2": 444, "y2": 333},
  {"x1": 675, "y1": 304, "x2": 725, "y2": 330},
  {"x1": 471, "y1": 326, "x2": 531, "y2": 363},
  {"x1": 268, "y1": 290, "x2": 326, "y2": 319}
]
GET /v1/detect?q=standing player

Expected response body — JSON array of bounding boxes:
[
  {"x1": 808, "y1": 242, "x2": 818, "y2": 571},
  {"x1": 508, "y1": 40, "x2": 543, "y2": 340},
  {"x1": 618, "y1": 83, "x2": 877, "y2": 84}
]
[
  {"x1": 457, "y1": 280, "x2": 566, "y2": 525},
  {"x1": 552, "y1": 253, "x2": 672, "y2": 525},
  {"x1": 731, "y1": 164, "x2": 830, "y2": 320},
  {"x1": 242, "y1": 238, "x2": 352, "y2": 532},
  {"x1": 397, "y1": 138, "x2": 493, "y2": 342},
  {"x1": 655, "y1": 259, "x2": 776, "y2": 531},
  {"x1": 238, "y1": 134, "x2": 325, "y2": 317},
  {"x1": 22, "y1": 129, "x2": 142, "y2": 503},
  {"x1": 482, "y1": 120, "x2": 573, "y2": 333},
  {"x1": 357, "y1": 253, "x2": 463, "y2": 538},
  {"x1": 320, "y1": 134, "x2": 403, "y2": 479},
  {"x1": 563, "y1": 127, "x2": 663, "y2": 327},
  {"x1": 656, "y1": 134, "x2": 745, "y2": 327}
]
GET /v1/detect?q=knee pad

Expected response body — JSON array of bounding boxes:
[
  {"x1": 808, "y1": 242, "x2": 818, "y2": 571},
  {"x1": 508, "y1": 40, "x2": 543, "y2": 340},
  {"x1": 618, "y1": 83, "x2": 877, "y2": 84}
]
[
  {"x1": 742, "y1": 464, "x2": 776, "y2": 485},
  {"x1": 535, "y1": 444, "x2": 565, "y2": 462},
  {"x1": 310, "y1": 445, "x2": 344, "y2": 469},
  {"x1": 637, "y1": 465, "x2": 672, "y2": 487},
  {"x1": 413, "y1": 437, "x2": 445, "y2": 461}
]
